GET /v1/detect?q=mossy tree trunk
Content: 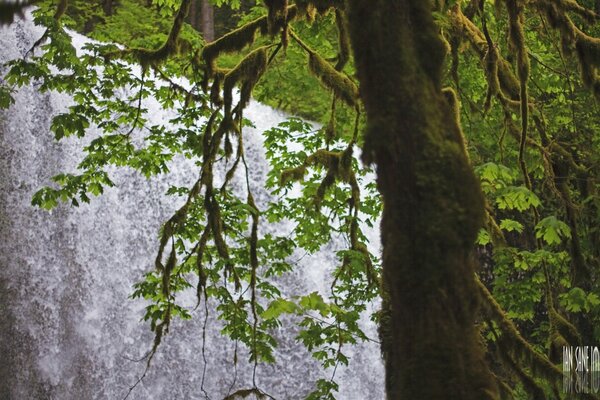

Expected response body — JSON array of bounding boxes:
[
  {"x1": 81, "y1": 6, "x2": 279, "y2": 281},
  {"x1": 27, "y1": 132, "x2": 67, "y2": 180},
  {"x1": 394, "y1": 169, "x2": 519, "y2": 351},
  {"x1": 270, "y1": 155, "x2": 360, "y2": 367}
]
[{"x1": 346, "y1": 1, "x2": 498, "y2": 398}]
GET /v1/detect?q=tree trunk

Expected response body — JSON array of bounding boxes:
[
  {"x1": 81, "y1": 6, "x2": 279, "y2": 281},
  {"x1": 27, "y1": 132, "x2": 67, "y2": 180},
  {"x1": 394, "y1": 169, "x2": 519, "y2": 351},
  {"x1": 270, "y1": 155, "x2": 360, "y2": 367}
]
[
  {"x1": 188, "y1": 0, "x2": 197, "y2": 30},
  {"x1": 346, "y1": 1, "x2": 498, "y2": 399},
  {"x1": 200, "y1": 0, "x2": 214, "y2": 42}
]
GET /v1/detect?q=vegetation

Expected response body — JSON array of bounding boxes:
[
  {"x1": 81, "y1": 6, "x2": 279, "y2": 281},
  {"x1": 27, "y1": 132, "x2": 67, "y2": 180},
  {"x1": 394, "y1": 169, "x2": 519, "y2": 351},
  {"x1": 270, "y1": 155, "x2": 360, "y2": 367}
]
[{"x1": 1, "y1": 0, "x2": 600, "y2": 398}]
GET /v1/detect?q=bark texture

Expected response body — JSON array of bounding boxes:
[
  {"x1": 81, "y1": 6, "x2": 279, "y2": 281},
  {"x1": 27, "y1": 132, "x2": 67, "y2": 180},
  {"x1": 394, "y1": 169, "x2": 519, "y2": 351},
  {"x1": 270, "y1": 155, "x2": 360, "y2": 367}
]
[{"x1": 346, "y1": 1, "x2": 498, "y2": 398}]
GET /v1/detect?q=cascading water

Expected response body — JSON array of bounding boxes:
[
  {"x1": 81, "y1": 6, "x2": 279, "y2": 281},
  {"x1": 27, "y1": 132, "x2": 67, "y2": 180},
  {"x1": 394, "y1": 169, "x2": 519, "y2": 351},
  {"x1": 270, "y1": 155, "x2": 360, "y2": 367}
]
[{"x1": 0, "y1": 15, "x2": 384, "y2": 400}]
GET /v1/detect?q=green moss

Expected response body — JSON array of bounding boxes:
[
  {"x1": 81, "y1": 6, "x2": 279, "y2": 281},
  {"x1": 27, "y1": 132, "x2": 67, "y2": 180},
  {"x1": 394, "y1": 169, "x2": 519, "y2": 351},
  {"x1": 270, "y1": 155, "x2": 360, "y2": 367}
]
[
  {"x1": 222, "y1": 46, "x2": 268, "y2": 115},
  {"x1": 202, "y1": 15, "x2": 269, "y2": 75},
  {"x1": 308, "y1": 51, "x2": 358, "y2": 107}
]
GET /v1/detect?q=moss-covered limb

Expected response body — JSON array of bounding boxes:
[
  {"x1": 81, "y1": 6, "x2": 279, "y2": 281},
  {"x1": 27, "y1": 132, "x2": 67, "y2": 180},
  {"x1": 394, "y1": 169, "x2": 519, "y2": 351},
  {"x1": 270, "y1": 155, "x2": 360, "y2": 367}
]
[
  {"x1": 154, "y1": 176, "x2": 203, "y2": 272},
  {"x1": 498, "y1": 99, "x2": 587, "y2": 196},
  {"x1": 308, "y1": 50, "x2": 358, "y2": 107},
  {"x1": 162, "y1": 242, "x2": 177, "y2": 299},
  {"x1": 478, "y1": 1, "x2": 500, "y2": 111},
  {"x1": 535, "y1": 1, "x2": 600, "y2": 99},
  {"x1": 492, "y1": 372, "x2": 516, "y2": 400},
  {"x1": 202, "y1": 16, "x2": 267, "y2": 75},
  {"x1": 222, "y1": 46, "x2": 268, "y2": 116},
  {"x1": 54, "y1": 0, "x2": 68, "y2": 19},
  {"x1": 477, "y1": 277, "x2": 562, "y2": 382},
  {"x1": 201, "y1": 4, "x2": 297, "y2": 76},
  {"x1": 289, "y1": 30, "x2": 359, "y2": 107},
  {"x1": 449, "y1": 7, "x2": 522, "y2": 101},
  {"x1": 441, "y1": 87, "x2": 472, "y2": 158},
  {"x1": 486, "y1": 205, "x2": 508, "y2": 247},
  {"x1": 531, "y1": 115, "x2": 587, "y2": 176},
  {"x1": 280, "y1": 146, "x2": 354, "y2": 184},
  {"x1": 264, "y1": 0, "x2": 289, "y2": 45},
  {"x1": 541, "y1": 0, "x2": 598, "y2": 22},
  {"x1": 496, "y1": 339, "x2": 549, "y2": 400},
  {"x1": 348, "y1": 1, "x2": 498, "y2": 398},
  {"x1": 575, "y1": 33, "x2": 600, "y2": 99},
  {"x1": 221, "y1": 133, "x2": 244, "y2": 191},
  {"x1": 106, "y1": 0, "x2": 192, "y2": 67},
  {"x1": 505, "y1": 0, "x2": 533, "y2": 192},
  {"x1": 549, "y1": 304, "x2": 581, "y2": 345}
]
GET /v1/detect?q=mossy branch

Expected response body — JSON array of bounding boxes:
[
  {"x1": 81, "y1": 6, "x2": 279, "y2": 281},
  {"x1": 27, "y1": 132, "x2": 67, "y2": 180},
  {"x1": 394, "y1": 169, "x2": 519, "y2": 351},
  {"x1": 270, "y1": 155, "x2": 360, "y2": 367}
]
[
  {"x1": 535, "y1": 0, "x2": 600, "y2": 99},
  {"x1": 108, "y1": 0, "x2": 192, "y2": 67},
  {"x1": 202, "y1": 4, "x2": 298, "y2": 76},
  {"x1": 477, "y1": 277, "x2": 562, "y2": 383},
  {"x1": 264, "y1": 0, "x2": 289, "y2": 45},
  {"x1": 289, "y1": 30, "x2": 359, "y2": 108},
  {"x1": 334, "y1": 9, "x2": 350, "y2": 71},
  {"x1": 222, "y1": 46, "x2": 269, "y2": 117}
]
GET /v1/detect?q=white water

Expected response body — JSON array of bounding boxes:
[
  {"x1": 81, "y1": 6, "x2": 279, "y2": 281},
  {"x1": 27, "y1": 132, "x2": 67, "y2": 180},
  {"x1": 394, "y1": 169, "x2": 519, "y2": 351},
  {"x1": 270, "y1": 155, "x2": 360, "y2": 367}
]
[{"x1": 0, "y1": 15, "x2": 384, "y2": 400}]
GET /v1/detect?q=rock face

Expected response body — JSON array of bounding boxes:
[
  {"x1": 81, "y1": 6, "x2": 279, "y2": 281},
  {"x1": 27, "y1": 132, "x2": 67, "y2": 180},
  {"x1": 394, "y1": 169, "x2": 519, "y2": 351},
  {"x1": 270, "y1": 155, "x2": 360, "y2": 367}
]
[{"x1": 0, "y1": 15, "x2": 383, "y2": 400}]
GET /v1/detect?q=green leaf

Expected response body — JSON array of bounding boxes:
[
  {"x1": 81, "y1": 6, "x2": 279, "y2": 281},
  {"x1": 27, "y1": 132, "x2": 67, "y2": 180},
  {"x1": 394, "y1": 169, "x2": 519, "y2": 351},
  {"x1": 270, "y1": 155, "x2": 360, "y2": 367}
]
[
  {"x1": 299, "y1": 292, "x2": 330, "y2": 317},
  {"x1": 476, "y1": 228, "x2": 491, "y2": 245},
  {"x1": 499, "y1": 219, "x2": 524, "y2": 233},
  {"x1": 262, "y1": 298, "x2": 298, "y2": 320},
  {"x1": 495, "y1": 186, "x2": 541, "y2": 212},
  {"x1": 535, "y1": 216, "x2": 571, "y2": 245}
]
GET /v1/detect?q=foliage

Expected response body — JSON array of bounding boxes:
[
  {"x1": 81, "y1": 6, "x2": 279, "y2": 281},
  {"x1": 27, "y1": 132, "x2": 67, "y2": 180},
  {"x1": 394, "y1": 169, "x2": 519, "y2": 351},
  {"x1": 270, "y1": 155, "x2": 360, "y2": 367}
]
[{"x1": 2, "y1": 0, "x2": 600, "y2": 399}]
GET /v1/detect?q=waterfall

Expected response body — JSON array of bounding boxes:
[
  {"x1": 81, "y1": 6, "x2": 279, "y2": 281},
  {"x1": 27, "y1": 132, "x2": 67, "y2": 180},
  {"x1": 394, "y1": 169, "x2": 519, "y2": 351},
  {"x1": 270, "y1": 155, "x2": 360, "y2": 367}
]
[{"x1": 0, "y1": 15, "x2": 383, "y2": 400}]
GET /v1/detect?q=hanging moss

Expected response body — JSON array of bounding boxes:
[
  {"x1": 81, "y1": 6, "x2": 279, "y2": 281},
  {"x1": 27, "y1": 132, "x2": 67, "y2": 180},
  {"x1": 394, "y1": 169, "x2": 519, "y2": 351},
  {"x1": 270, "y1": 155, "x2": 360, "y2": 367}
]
[
  {"x1": 576, "y1": 34, "x2": 600, "y2": 98},
  {"x1": 505, "y1": 0, "x2": 533, "y2": 191},
  {"x1": 334, "y1": 9, "x2": 350, "y2": 71},
  {"x1": 210, "y1": 73, "x2": 224, "y2": 106},
  {"x1": 202, "y1": 17, "x2": 268, "y2": 75},
  {"x1": 308, "y1": 51, "x2": 358, "y2": 107},
  {"x1": 536, "y1": 1, "x2": 600, "y2": 99},
  {"x1": 449, "y1": 7, "x2": 521, "y2": 101},
  {"x1": 479, "y1": 2, "x2": 500, "y2": 112},
  {"x1": 222, "y1": 46, "x2": 268, "y2": 117},
  {"x1": 264, "y1": 0, "x2": 289, "y2": 45},
  {"x1": 202, "y1": 4, "x2": 298, "y2": 76}
]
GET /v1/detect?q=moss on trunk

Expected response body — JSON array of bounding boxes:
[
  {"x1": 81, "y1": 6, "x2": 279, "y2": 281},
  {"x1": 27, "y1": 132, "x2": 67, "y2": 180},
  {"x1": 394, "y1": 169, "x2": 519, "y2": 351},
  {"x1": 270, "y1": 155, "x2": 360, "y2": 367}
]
[{"x1": 346, "y1": 1, "x2": 498, "y2": 398}]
